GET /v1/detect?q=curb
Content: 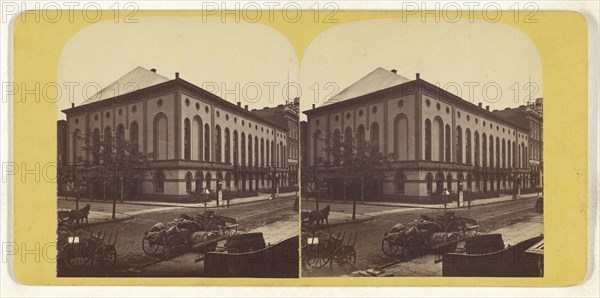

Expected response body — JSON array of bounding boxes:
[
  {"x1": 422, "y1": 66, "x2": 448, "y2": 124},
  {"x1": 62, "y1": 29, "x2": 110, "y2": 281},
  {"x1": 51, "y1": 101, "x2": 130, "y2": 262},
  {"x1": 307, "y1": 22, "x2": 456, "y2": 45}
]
[
  {"x1": 65, "y1": 214, "x2": 134, "y2": 229},
  {"x1": 59, "y1": 194, "x2": 297, "y2": 210},
  {"x1": 325, "y1": 215, "x2": 374, "y2": 229}
]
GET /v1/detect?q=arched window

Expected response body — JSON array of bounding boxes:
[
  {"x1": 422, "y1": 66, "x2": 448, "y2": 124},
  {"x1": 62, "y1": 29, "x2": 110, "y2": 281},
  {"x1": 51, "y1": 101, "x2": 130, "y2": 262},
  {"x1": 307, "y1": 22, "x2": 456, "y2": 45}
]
[
  {"x1": 467, "y1": 173, "x2": 473, "y2": 191},
  {"x1": 496, "y1": 137, "x2": 500, "y2": 168},
  {"x1": 280, "y1": 142, "x2": 285, "y2": 167},
  {"x1": 445, "y1": 124, "x2": 451, "y2": 162},
  {"x1": 215, "y1": 125, "x2": 222, "y2": 162},
  {"x1": 426, "y1": 172, "x2": 434, "y2": 194},
  {"x1": 92, "y1": 128, "x2": 100, "y2": 164},
  {"x1": 225, "y1": 128, "x2": 231, "y2": 164},
  {"x1": 465, "y1": 129, "x2": 472, "y2": 164},
  {"x1": 489, "y1": 135, "x2": 494, "y2": 167},
  {"x1": 356, "y1": 125, "x2": 366, "y2": 151},
  {"x1": 271, "y1": 140, "x2": 275, "y2": 165},
  {"x1": 394, "y1": 171, "x2": 406, "y2": 193},
  {"x1": 447, "y1": 173, "x2": 453, "y2": 191},
  {"x1": 456, "y1": 126, "x2": 463, "y2": 163},
  {"x1": 507, "y1": 140, "x2": 511, "y2": 168},
  {"x1": 482, "y1": 133, "x2": 487, "y2": 167},
  {"x1": 154, "y1": 171, "x2": 165, "y2": 193},
  {"x1": 370, "y1": 122, "x2": 379, "y2": 154},
  {"x1": 333, "y1": 129, "x2": 341, "y2": 165},
  {"x1": 255, "y1": 136, "x2": 259, "y2": 167},
  {"x1": 225, "y1": 173, "x2": 232, "y2": 190},
  {"x1": 204, "y1": 124, "x2": 210, "y2": 161},
  {"x1": 104, "y1": 126, "x2": 113, "y2": 161},
  {"x1": 185, "y1": 171, "x2": 193, "y2": 193},
  {"x1": 502, "y1": 139, "x2": 506, "y2": 168},
  {"x1": 193, "y1": 116, "x2": 203, "y2": 160},
  {"x1": 313, "y1": 130, "x2": 321, "y2": 166},
  {"x1": 241, "y1": 132, "x2": 246, "y2": 165},
  {"x1": 184, "y1": 118, "x2": 191, "y2": 160},
  {"x1": 394, "y1": 114, "x2": 409, "y2": 160},
  {"x1": 205, "y1": 172, "x2": 212, "y2": 191},
  {"x1": 72, "y1": 129, "x2": 82, "y2": 163},
  {"x1": 116, "y1": 124, "x2": 125, "y2": 156},
  {"x1": 130, "y1": 121, "x2": 139, "y2": 153},
  {"x1": 265, "y1": 138, "x2": 269, "y2": 166},
  {"x1": 195, "y1": 171, "x2": 203, "y2": 192},
  {"x1": 474, "y1": 132, "x2": 480, "y2": 166},
  {"x1": 260, "y1": 138, "x2": 264, "y2": 166},
  {"x1": 425, "y1": 119, "x2": 432, "y2": 161},
  {"x1": 248, "y1": 134, "x2": 253, "y2": 166},
  {"x1": 153, "y1": 113, "x2": 168, "y2": 160},
  {"x1": 436, "y1": 171, "x2": 444, "y2": 194}
]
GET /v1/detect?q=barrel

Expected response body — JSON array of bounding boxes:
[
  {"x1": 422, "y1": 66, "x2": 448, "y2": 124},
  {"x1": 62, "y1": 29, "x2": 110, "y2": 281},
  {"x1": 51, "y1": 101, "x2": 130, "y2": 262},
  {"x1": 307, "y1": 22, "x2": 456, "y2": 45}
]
[{"x1": 465, "y1": 234, "x2": 504, "y2": 255}]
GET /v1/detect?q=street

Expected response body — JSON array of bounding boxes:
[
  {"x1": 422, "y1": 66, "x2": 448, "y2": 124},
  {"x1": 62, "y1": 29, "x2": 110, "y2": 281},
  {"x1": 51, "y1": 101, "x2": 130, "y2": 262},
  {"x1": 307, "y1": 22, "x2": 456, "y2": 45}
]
[
  {"x1": 302, "y1": 197, "x2": 542, "y2": 277},
  {"x1": 57, "y1": 195, "x2": 297, "y2": 277}
]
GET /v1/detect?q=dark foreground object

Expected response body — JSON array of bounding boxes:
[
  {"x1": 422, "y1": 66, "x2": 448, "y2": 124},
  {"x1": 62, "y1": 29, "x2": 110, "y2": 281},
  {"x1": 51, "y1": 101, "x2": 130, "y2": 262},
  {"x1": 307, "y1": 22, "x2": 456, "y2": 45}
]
[
  {"x1": 442, "y1": 235, "x2": 543, "y2": 277},
  {"x1": 204, "y1": 235, "x2": 299, "y2": 278}
]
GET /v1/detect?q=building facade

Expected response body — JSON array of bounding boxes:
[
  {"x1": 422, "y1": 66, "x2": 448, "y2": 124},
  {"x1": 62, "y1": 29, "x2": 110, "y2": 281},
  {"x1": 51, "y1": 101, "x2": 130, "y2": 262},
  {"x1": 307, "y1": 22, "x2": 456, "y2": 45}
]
[
  {"x1": 62, "y1": 67, "x2": 292, "y2": 199},
  {"x1": 304, "y1": 68, "x2": 534, "y2": 201},
  {"x1": 494, "y1": 98, "x2": 543, "y2": 188},
  {"x1": 250, "y1": 98, "x2": 300, "y2": 188}
]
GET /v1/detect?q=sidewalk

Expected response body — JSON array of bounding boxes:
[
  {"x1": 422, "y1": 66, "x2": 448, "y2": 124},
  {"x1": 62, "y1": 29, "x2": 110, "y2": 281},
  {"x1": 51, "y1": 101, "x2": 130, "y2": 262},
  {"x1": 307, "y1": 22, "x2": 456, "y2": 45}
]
[
  {"x1": 305, "y1": 192, "x2": 541, "y2": 210},
  {"x1": 58, "y1": 191, "x2": 298, "y2": 209},
  {"x1": 57, "y1": 206, "x2": 132, "y2": 227}
]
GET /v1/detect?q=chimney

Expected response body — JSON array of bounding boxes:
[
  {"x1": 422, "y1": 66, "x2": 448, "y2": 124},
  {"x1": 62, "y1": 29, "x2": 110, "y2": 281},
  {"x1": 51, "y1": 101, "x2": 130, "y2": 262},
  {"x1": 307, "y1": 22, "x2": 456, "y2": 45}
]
[
  {"x1": 486, "y1": 105, "x2": 489, "y2": 111},
  {"x1": 244, "y1": 105, "x2": 248, "y2": 110},
  {"x1": 391, "y1": 69, "x2": 397, "y2": 74},
  {"x1": 71, "y1": 103, "x2": 75, "y2": 108},
  {"x1": 150, "y1": 68, "x2": 157, "y2": 73},
  {"x1": 175, "y1": 72, "x2": 180, "y2": 79},
  {"x1": 237, "y1": 102, "x2": 241, "y2": 107},
  {"x1": 312, "y1": 104, "x2": 315, "y2": 109},
  {"x1": 416, "y1": 73, "x2": 420, "y2": 79},
  {"x1": 478, "y1": 102, "x2": 482, "y2": 108}
]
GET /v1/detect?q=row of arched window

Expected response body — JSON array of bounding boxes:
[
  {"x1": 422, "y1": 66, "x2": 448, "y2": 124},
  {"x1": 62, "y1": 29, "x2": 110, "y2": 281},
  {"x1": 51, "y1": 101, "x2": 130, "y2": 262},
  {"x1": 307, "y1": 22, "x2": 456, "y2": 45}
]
[
  {"x1": 181, "y1": 116, "x2": 287, "y2": 167},
  {"x1": 71, "y1": 122, "x2": 140, "y2": 163},
  {"x1": 152, "y1": 170, "x2": 287, "y2": 193}
]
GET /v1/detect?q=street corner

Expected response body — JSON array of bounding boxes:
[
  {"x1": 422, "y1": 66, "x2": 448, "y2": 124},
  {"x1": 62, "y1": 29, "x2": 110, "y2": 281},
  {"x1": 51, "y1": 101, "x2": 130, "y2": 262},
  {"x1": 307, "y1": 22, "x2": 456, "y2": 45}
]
[
  {"x1": 327, "y1": 211, "x2": 373, "y2": 228},
  {"x1": 84, "y1": 210, "x2": 134, "y2": 227}
]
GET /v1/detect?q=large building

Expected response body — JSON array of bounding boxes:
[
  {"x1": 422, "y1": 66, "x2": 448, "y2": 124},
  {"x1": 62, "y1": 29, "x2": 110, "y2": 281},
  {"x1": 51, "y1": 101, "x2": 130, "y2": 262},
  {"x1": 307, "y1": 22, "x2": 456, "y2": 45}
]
[
  {"x1": 304, "y1": 67, "x2": 537, "y2": 201},
  {"x1": 250, "y1": 98, "x2": 300, "y2": 188},
  {"x1": 493, "y1": 98, "x2": 543, "y2": 188},
  {"x1": 61, "y1": 67, "x2": 292, "y2": 199}
]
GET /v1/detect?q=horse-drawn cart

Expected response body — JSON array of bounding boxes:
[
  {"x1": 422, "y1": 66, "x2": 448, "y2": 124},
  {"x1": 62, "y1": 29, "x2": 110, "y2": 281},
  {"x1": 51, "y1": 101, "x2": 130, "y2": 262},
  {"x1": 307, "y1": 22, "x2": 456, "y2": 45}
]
[
  {"x1": 302, "y1": 231, "x2": 358, "y2": 271},
  {"x1": 381, "y1": 212, "x2": 478, "y2": 259},
  {"x1": 58, "y1": 228, "x2": 118, "y2": 269}
]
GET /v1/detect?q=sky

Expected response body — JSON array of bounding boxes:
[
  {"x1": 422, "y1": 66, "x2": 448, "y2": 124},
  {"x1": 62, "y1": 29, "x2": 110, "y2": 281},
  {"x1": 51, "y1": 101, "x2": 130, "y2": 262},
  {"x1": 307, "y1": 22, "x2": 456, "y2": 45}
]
[{"x1": 57, "y1": 16, "x2": 542, "y2": 121}]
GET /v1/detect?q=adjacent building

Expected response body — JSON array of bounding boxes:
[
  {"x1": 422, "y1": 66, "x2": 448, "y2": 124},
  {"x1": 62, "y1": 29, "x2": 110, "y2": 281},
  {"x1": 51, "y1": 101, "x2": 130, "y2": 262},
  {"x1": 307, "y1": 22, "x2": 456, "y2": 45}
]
[
  {"x1": 61, "y1": 67, "x2": 292, "y2": 200},
  {"x1": 304, "y1": 67, "x2": 537, "y2": 201}
]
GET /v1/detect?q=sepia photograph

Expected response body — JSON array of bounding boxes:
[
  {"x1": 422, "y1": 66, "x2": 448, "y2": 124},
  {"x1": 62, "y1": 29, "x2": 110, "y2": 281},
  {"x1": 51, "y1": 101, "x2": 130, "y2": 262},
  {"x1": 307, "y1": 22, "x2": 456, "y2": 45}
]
[
  {"x1": 300, "y1": 19, "x2": 544, "y2": 277},
  {"x1": 54, "y1": 17, "x2": 300, "y2": 277}
]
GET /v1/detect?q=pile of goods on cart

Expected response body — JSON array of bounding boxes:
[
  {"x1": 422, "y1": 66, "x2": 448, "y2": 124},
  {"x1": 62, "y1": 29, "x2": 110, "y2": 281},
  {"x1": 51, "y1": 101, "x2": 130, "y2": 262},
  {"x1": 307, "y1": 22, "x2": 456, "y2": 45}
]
[
  {"x1": 381, "y1": 212, "x2": 478, "y2": 258},
  {"x1": 142, "y1": 211, "x2": 238, "y2": 259}
]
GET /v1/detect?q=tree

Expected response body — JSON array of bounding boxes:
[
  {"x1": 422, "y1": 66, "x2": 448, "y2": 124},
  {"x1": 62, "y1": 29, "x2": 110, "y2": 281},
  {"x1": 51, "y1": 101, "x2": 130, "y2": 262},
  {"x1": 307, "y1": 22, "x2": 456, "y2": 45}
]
[
  {"x1": 57, "y1": 161, "x2": 89, "y2": 210},
  {"x1": 64, "y1": 130, "x2": 155, "y2": 218},
  {"x1": 320, "y1": 131, "x2": 393, "y2": 219}
]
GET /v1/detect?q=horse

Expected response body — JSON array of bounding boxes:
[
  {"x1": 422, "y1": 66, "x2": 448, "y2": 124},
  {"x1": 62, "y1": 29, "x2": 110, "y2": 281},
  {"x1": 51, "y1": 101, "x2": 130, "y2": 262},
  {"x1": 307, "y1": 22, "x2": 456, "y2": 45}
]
[
  {"x1": 309, "y1": 205, "x2": 331, "y2": 227},
  {"x1": 68, "y1": 204, "x2": 91, "y2": 225}
]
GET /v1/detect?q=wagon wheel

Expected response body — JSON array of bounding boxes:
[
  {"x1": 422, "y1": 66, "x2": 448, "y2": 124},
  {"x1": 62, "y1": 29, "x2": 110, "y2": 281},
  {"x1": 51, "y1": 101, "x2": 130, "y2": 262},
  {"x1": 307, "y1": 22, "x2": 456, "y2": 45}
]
[
  {"x1": 304, "y1": 244, "x2": 329, "y2": 269},
  {"x1": 66, "y1": 244, "x2": 91, "y2": 268},
  {"x1": 333, "y1": 245, "x2": 356, "y2": 271},
  {"x1": 464, "y1": 227, "x2": 478, "y2": 238},
  {"x1": 142, "y1": 235, "x2": 162, "y2": 256},
  {"x1": 224, "y1": 226, "x2": 238, "y2": 237},
  {"x1": 445, "y1": 221, "x2": 467, "y2": 236},
  {"x1": 381, "y1": 238, "x2": 400, "y2": 256},
  {"x1": 164, "y1": 234, "x2": 185, "y2": 259},
  {"x1": 92, "y1": 245, "x2": 117, "y2": 267}
]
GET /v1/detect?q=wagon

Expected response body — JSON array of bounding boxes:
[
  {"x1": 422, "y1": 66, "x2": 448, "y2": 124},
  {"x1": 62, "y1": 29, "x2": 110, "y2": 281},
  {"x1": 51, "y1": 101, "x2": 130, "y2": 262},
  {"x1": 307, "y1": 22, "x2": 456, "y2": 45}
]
[
  {"x1": 381, "y1": 212, "x2": 479, "y2": 259},
  {"x1": 58, "y1": 228, "x2": 118, "y2": 269},
  {"x1": 302, "y1": 231, "x2": 358, "y2": 271}
]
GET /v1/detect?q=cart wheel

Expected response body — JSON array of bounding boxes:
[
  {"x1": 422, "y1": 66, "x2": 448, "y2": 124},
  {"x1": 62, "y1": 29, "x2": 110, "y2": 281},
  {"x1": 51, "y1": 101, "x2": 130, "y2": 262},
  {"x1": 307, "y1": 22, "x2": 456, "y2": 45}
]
[
  {"x1": 464, "y1": 227, "x2": 478, "y2": 238},
  {"x1": 225, "y1": 226, "x2": 238, "y2": 237},
  {"x1": 92, "y1": 245, "x2": 117, "y2": 267},
  {"x1": 66, "y1": 244, "x2": 90, "y2": 268},
  {"x1": 381, "y1": 238, "x2": 399, "y2": 256},
  {"x1": 446, "y1": 221, "x2": 467, "y2": 235},
  {"x1": 334, "y1": 246, "x2": 356, "y2": 271},
  {"x1": 304, "y1": 244, "x2": 328, "y2": 269},
  {"x1": 142, "y1": 236, "x2": 162, "y2": 256}
]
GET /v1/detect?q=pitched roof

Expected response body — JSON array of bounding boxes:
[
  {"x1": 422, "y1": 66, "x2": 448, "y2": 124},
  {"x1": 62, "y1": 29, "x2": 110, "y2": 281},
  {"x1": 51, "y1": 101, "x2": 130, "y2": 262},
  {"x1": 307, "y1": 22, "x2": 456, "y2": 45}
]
[
  {"x1": 80, "y1": 66, "x2": 170, "y2": 105},
  {"x1": 321, "y1": 67, "x2": 411, "y2": 107}
]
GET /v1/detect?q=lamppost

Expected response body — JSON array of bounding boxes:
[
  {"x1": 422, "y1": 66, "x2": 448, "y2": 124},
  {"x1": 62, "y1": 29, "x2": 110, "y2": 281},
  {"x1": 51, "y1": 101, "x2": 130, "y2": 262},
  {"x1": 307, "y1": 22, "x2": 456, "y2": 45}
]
[
  {"x1": 442, "y1": 188, "x2": 451, "y2": 213},
  {"x1": 200, "y1": 187, "x2": 211, "y2": 213}
]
